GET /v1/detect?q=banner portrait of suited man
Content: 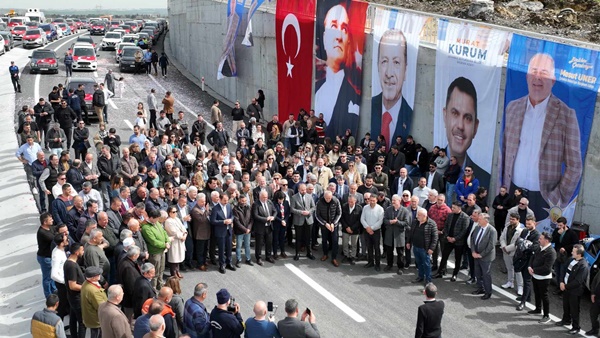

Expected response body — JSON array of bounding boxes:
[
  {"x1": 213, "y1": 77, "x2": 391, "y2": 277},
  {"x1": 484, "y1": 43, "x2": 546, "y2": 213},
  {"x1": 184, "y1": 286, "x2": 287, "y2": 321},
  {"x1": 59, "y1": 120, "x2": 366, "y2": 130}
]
[{"x1": 313, "y1": 0, "x2": 367, "y2": 140}]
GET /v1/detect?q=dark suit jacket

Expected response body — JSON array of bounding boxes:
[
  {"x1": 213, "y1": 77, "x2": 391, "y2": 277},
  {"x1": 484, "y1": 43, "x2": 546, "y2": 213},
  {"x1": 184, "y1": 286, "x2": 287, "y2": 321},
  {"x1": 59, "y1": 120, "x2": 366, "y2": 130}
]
[
  {"x1": 209, "y1": 203, "x2": 234, "y2": 238},
  {"x1": 117, "y1": 257, "x2": 141, "y2": 308},
  {"x1": 500, "y1": 94, "x2": 581, "y2": 207},
  {"x1": 392, "y1": 176, "x2": 414, "y2": 196},
  {"x1": 415, "y1": 300, "x2": 444, "y2": 338},
  {"x1": 564, "y1": 258, "x2": 589, "y2": 296},
  {"x1": 315, "y1": 74, "x2": 360, "y2": 140},
  {"x1": 371, "y1": 93, "x2": 413, "y2": 147},
  {"x1": 252, "y1": 200, "x2": 276, "y2": 234},
  {"x1": 273, "y1": 200, "x2": 291, "y2": 226},
  {"x1": 426, "y1": 172, "x2": 445, "y2": 194},
  {"x1": 133, "y1": 276, "x2": 156, "y2": 318},
  {"x1": 277, "y1": 316, "x2": 320, "y2": 338}
]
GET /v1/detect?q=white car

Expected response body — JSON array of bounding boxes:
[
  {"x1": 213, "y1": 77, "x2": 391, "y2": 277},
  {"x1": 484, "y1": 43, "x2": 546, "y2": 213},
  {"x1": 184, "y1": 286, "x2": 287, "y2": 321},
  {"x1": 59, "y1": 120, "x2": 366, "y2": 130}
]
[
  {"x1": 115, "y1": 42, "x2": 136, "y2": 63},
  {"x1": 22, "y1": 28, "x2": 48, "y2": 48},
  {"x1": 72, "y1": 42, "x2": 98, "y2": 71},
  {"x1": 101, "y1": 31, "x2": 122, "y2": 51},
  {"x1": 54, "y1": 24, "x2": 63, "y2": 38}
]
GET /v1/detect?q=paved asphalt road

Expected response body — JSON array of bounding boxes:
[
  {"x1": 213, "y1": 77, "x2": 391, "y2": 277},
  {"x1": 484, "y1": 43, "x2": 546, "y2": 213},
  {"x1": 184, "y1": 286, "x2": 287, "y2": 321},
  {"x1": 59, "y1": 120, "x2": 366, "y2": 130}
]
[{"x1": 0, "y1": 29, "x2": 597, "y2": 338}]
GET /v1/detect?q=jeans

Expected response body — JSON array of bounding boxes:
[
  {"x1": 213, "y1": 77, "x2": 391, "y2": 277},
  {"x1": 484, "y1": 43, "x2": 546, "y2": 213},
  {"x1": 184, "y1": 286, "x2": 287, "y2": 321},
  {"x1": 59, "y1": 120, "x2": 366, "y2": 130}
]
[
  {"x1": 446, "y1": 182, "x2": 456, "y2": 206},
  {"x1": 272, "y1": 222, "x2": 286, "y2": 256},
  {"x1": 65, "y1": 64, "x2": 72, "y2": 77},
  {"x1": 236, "y1": 233, "x2": 251, "y2": 262},
  {"x1": 321, "y1": 226, "x2": 339, "y2": 260},
  {"x1": 413, "y1": 246, "x2": 431, "y2": 282},
  {"x1": 195, "y1": 239, "x2": 208, "y2": 267},
  {"x1": 37, "y1": 255, "x2": 56, "y2": 297},
  {"x1": 100, "y1": 181, "x2": 111, "y2": 208},
  {"x1": 161, "y1": 66, "x2": 167, "y2": 76},
  {"x1": 216, "y1": 234, "x2": 232, "y2": 266}
]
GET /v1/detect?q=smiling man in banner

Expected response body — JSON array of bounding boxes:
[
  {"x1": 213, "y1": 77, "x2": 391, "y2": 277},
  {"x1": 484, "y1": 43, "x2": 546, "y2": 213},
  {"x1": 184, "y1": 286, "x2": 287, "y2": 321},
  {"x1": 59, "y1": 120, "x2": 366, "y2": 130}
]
[
  {"x1": 371, "y1": 29, "x2": 413, "y2": 148},
  {"x1": 501, "y1": 53, "x2": 582, "y2": 214}
]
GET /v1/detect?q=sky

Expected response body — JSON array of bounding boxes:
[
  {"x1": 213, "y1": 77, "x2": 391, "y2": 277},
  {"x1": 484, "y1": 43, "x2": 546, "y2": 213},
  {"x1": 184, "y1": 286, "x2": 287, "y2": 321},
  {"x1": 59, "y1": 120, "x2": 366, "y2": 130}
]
[{"x1": 4, "y1": 0, "x2": 167, "y2": 10}]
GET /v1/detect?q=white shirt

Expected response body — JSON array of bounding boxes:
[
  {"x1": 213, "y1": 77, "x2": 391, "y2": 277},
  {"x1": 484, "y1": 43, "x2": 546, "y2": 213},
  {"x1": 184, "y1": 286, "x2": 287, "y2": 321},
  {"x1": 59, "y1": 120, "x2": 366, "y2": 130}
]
[
  {"x1": 53, "y1": 183, "x2": 78, "y2": 198},
  {"x1": 380, "y1": 96, "x2": 403, "y2": 148},
  {"x1": 178, "y1": 204, "x2": 188, "y2": 229},
  {"x1": 427, "y1": 172, "x2": 436, "y2": 189},
  {"x1": 220, "y1": 203, "x2": 228, "y2": 219},
  {"x1": 412, "y1": 186, "x2": 431, "y2": 206},
  {"x1": 79, "y1": 189, "x2": 104, "y2": 211},
  {"x1": 315, "y1": 68, "x2": 345, "y2": 125},
  {"x1": 512, "y1": 95, "x2": 550, "y2": 191},
  {"x1": 51, "y1": 247, "x2": 67, "y2": 284}
]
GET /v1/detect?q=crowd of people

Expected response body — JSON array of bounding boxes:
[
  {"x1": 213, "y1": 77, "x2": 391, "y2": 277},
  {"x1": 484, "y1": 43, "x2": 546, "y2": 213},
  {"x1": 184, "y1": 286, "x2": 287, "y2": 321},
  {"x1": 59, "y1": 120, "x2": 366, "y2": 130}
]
[{"x1": 16, "y1": 75, "x2": 600, "y2": 338}]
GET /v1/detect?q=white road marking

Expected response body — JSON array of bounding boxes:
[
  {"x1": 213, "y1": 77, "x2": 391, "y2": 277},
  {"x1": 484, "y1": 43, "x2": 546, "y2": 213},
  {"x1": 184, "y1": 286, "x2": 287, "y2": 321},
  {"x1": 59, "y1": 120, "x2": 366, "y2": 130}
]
[
  {"x1": 93, "y1": 71, "x2": 99, "y2": 78},
  {"x1": 108, "y1": 99, "x2": 118, "y2": 110},
  {"x1": 284, "y1": 263, "x2": 366, "y2": 323},
  {"x1": 124, "y1": 119, "x2": 134, "y2": 130}
]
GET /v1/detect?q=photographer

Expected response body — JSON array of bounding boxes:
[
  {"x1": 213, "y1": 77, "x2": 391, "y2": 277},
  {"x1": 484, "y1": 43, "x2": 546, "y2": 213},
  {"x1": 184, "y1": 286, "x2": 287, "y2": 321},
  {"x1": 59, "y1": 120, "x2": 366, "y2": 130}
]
[
  {"x1": 277, "y1": 299, "x2": 320, "y2": 338},
  {"x1": 244, "y1": 301, "x2": 281, "y2": 338},
  {"x1": 210, "y1": 289, "x2": 244, "y2": 338}
]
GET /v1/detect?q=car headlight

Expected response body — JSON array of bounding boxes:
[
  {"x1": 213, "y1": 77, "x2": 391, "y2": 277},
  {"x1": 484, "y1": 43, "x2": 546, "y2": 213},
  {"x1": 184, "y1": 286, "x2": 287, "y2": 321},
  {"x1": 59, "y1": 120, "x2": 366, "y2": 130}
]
[{"x1": 31, "y1": 62, "x2": 35, "y2": 67}]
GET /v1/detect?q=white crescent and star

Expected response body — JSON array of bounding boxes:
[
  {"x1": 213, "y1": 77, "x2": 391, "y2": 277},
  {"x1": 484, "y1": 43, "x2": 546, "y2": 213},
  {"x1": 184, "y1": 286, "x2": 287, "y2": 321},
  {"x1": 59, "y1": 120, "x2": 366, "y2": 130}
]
[{"x1": 281, "y1": 13, "x2": 301, "y2": 78}]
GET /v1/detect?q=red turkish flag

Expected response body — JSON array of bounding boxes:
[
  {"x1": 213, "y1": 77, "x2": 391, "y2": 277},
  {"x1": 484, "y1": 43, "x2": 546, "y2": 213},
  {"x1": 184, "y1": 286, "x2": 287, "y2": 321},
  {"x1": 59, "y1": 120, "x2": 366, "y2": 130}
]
[{"x1": 276, "y1": 0, "x2": 316, "y2": 121}]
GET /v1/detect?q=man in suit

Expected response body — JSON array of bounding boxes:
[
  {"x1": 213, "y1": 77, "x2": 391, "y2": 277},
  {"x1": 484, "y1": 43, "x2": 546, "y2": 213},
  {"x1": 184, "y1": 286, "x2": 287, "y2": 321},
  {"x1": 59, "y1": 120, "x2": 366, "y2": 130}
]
[
  {"x1": 209, "y1": 193, "x2": 236, "y2": 274},
  {"x1": 434, "y1": 202, "x2": 470, "y2": 281},
  {"x1": 392, "y1": 167, "x2": 413, "y2": 196},
  {"x1": 500, "y1": 53, "x2": 582, "y2": 213},
  {"x1": 132, "y1": 262, "x2": 157, "y2": 319},
  {"x1": 415, "y1": 283, "x2": 445, "y2": 338},
  {"x1": 277, "y1": 299, "x2": 320, "y2": 338},
  {"x1": 290, "y1": 184, "x2": 316, "y2": 261},
  {"x1": 315, "y1": 191, "x2": 342, "y2": 267},
  {"x1": 371, "y1": 29, "x2": 413, "y2": 147},
  {"x1": 556, "y1": 244, "x2": 589, "y2": 334},
  {"x1": 383, "y1": 195, "x2": 410, "y2": 274},
  {"x1": 387, "y1": 146, "x2": 406, "y2": 187},
  {"x1": 426, "y1": 163, "x2": 445, "y2": 194},
  {"x1": 470, "y1": 213, "x2": 497, "y2": 300},
  {"x1": 314, "y1": 4, "x2": 360, "y2": 140},
  {"x1": 334, "y1": 175, "x2": 349, "y2": 202},
  {"x1": 252, "y1": 190, "x2": 276, "y2": 265},
  {"x1": 442, "y1": 77, "x2": 491, "y2": 191},
  {"x1": 81, "y1": 153, "x2": 100, "y2": 188},
  {"x1": 527, "y1": 232, "x2": 556, "y2": 324}
]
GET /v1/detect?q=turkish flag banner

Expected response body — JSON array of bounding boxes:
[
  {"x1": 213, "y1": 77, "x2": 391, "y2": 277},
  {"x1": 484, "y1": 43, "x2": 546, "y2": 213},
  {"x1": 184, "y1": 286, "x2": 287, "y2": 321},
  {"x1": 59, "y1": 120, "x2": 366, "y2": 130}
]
[{"x1": 276, "y1": 0, "x2": 316, "y2": 121}]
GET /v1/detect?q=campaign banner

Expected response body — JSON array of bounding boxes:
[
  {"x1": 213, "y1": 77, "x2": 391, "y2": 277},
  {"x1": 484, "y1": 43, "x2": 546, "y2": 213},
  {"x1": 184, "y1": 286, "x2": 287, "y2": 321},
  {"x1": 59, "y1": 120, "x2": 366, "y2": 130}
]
[
  {"x1": 370, "y1": 8, "x2": 428, "y2": 148},
  {"x1": 276, "y1": 0, "x2": 316, "y2": 121},
  {"x1": 433, "y1": 19, "x2": 511, "y2": 191},
  {"x1": 242, "y1": 0, "x2": 268, "y2": 47},
  {"x1": 217, "y1": 0, "x2": 246, "y2": 80},
  {"x1": 499, "y1": 34, "x2": 600, "y2": 233},
  {"x1": 313, "y1": 0, "x2": 368, "y2": 140}
]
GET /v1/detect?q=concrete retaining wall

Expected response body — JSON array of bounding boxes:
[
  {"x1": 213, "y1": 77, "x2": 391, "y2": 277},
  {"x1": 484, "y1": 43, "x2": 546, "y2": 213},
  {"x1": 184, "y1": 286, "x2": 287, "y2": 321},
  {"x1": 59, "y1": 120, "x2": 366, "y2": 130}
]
[{"x1": 168, "y1": 0, "x2": 600, "y2": 232}]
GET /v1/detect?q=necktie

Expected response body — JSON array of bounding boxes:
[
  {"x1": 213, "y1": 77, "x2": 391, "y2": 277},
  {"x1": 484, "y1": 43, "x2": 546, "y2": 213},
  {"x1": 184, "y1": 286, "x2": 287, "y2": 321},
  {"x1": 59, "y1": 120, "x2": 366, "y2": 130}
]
[
  {"x1": 382, "y1": 111, "x2": 392, "y2": 148},
  {"x1": 301, "y1": 194, "x2": 306, "y2": 208},
  {"x1": 475, "y1": 228, "x2": 485, "y2": 251}
]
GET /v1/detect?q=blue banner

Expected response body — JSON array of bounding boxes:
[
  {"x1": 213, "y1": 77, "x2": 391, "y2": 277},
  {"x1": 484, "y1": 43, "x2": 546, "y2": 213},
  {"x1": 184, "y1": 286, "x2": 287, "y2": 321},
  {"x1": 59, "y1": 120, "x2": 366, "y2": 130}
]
[
  {"x1": 217, "y1": 0, "x2": 246, "y2": 79},
  {"x1": 499, "y1": 34, "x2": 600, "y2": 233}
]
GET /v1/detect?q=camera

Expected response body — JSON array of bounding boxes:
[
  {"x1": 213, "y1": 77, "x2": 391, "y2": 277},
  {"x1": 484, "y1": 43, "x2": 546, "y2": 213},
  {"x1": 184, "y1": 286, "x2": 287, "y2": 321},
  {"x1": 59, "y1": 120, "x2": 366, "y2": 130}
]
[{"x1": 227, "y1": 297, "x2": 236, "y2": 312}]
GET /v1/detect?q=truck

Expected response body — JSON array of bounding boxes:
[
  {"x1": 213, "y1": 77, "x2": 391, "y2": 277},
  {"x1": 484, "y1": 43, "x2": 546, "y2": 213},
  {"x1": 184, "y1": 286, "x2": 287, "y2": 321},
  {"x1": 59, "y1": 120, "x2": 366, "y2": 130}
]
[{"x1": 25, "y1": 8, "x2": 45, "y2": 23}]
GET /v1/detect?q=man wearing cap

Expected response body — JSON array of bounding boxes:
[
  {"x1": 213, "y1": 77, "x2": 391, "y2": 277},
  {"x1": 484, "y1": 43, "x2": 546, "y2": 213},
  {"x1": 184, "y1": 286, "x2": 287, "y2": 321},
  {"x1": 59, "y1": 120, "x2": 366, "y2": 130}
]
[
  {"x1": 210, "y1": 288, "x2": 244, "y2": 338},
  {"x1": 81, "y1": 266, "x2": 107, "y2": 338}
]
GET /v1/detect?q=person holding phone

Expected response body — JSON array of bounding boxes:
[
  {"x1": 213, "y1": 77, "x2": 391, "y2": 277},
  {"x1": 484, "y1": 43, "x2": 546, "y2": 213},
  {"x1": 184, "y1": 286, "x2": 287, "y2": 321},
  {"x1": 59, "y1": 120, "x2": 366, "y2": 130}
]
[
  {"x1": 244, "y1": 301, "x2": 281, "y2": 338},
  {"x1": 277, "y1": 299, "x2": 320, "y2": 338}
]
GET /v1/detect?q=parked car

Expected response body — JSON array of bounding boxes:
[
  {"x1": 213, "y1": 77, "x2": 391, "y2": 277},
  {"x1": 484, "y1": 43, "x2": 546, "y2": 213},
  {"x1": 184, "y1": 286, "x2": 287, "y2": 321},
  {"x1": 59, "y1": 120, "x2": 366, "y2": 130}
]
[
  {"x1": 73, "y1": 35, "x2": 95, "y2": 48},
  {"x1": 71, "y1": 42, "x2": 98, "y2": 71},
  {"x1": 11, "y1": 25, "x2": 27, "y2": 40},
  {"x1": 66, "y1": 77, "x2": 97, "y2": 113},
  {"x1": 22, "y1": 28, "x2": 48, "y2": 48},
  {"x1": 0, "y1": 35, "x2": 5, "y2": 56},
  {"x1": 29, "y1": 49, "x2": 59, "y2": 74},
  {"x1": 57, "y1": 23, "x2": 72, "y2": 36},
  {"x1": 89, "y1": 22, "x2": 106, "y2": 35},
  {"x1": 39, "y1": 24, "x2": 58, "y2": 42},
  {"x1": 101, "y1": 32, "x2": 122, "y2": 51},
  {"x1": 115, "y1": 42, "x2": 135, "y2": 63},
  {"x1": 0, "y1": 31, "x2": 15, "y2": 51},
  {"x1": 119, "y1": 46, "x2": 142, "y2": 72}
]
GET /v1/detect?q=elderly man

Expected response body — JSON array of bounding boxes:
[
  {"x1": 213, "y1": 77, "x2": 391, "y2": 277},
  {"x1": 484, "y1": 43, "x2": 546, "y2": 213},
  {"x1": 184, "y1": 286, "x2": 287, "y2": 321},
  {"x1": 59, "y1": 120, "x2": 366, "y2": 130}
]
[
  {"x1": 81, "y1": 266, "x2": 107, "y2": 338},
  {"x1": 98, "y1": 285, "x2": 130, "y2": 338},
  {"x1": 244, "y1": 301, "x2": 280, "y2": 338},
  {"x1": 141, "y1": 209, "x2": 170, "y2": 289},
  {"x1": 118, "y1": 245, "x2": 142, "y2": 323},
  {"x1": 501, "y1": 53, "x2": 582, "y2": 213},
  {"x1": 383, "y1": 194, "x2": 410, "y2": 274},
  {"x1": 83, "y1": 228, "x2": 110, "y2": 280},
  {"x1": 291, "y1": 184, "x2": 316, "y2": 261},
  {"x1": 361, "y1": 194, "x2": 385, "y2": 271},
  {"x1": 434, "y1": 201, "x2": 470, "y2": 281},
  {"x1": 315, "y1": 191, "x2": 342, "y2": 267},
  {"x1": 184, "y1": 283, "x2": 211, "y2": 338},
  {"x1": 133, "y1": 263, "x2": 157, "y2": 319},
  {"x1": 407, "y1": 208, "x2": 438, "y2": 285},
  {"x1": 253, "y1": 190, "x2": 276, "y2": 266},
  {"x1": 470, "y1": 213, "x2": 497, "y2": 300},
  {"x1": 504, "y1": 197, "x2": 535, "y2": 227}
]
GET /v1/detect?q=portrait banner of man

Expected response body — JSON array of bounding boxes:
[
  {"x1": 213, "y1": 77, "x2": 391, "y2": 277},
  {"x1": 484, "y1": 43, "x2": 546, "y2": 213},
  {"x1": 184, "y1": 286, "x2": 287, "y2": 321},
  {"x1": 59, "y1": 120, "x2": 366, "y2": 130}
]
[
  {"x1": 499, "y1": 34, "x2": 600, "y2": 233},
  {"x1": 276, "y1": 0, "x2": 316, "y2": 121},
  {"x1": 217, "y1": 0, "x2": 246, "y2": 80},
  {"x1": 313, "y1": 0, "x2": 368, "y2": 140},
  {"x1": 370, "y1": 9, "x2": 428, "y2": 148},
  {"x1": 433, "y1": 20, "x2": 511, "y2": 192}
]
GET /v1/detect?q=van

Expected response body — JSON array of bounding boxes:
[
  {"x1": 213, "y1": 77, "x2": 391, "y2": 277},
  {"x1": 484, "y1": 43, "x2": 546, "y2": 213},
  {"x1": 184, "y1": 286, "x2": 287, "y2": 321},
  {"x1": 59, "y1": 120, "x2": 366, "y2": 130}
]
[{"x1": 71, "y1": 43, "x2": 98, "y2": 71}]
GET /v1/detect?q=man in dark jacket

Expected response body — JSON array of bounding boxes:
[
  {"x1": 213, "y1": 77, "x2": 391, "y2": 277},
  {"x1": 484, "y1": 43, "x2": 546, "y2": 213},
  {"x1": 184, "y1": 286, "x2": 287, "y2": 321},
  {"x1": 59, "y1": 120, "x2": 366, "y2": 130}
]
[
  {"x1": 340, "y1": 195, "x2": 362, "y2": 265},
  {"x1": 587, "y1": 265, "x2": 600, "y2": 335},
  {"x1": 523, "y1": 232, "x2": 556, "y2": 322},
  {"x1": 74, "y1": 84, "x2": 89, "y2": 124},
  {"x1": 34, "y1": 98, "x2": 54, "y2": 148},
  {"x1": 231, "y1": 101, "x2": 245, "y2": 133},
  {"x1": 443, "y1": 156, "x2": 461, "y2": 206},
  {"x1": 252, "y1": 191, "x2": 276, "y2": 265},
  {"x1": 415, "y1": 283, "x2": 444, "y2": 338},
  {"x1": 118, "y1": 245, "x2": 142, "y2": 323},
  {"x1": 233, "y1": 195, "x2": 253, "y2": 267},
  {"x1": 434, "y1": 202, "x2": 470, "y2": 281},
  {"x1": 210, "y1": 289, "x2": 244, "y2": 338},
  {"x1": 552, "y1": 216, "x2": 580, "y2": 295},
  {"x1": 272, "y1": 191, "x2": 291, "y2": 260},
  {"x1": 133, "y1": 263, "x2": 157, "y2": 319},
  {"x1": 516, "y1": 216, "x2": 540, "y2": 305},
  {"x1": 315, "y1": 191, "x2": 342, "y2": 267},
  {"x1": 556, "y1": 244, "x2": 589, "y2": 334},
  {"x1": 92, "y1": 84, "x2": 105, "y2": 124},
  {"x1": 97, "y1": 145, "x2": 120, "y2": 206},
  {"x1": 54, "y1": 100, "x2": 77, "y2": 149},
  {"x1": 207, "y1": 122, "x2": 230, "y2": 150},
  {"x1": 383, "y1": 195, "x2": 410, "y2": 274},
  {"x1": 407, "y1": 208, "x2": 439, "y2": 285}
]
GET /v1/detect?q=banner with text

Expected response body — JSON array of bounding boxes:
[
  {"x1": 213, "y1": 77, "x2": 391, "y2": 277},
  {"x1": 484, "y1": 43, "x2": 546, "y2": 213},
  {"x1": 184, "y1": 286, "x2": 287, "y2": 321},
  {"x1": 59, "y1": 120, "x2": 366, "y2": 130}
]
[
  {"x1": 433, "y1": 19, "x2": 511, "y2": 191},
  {"x1": 217, "y1": 0, "x2": 246, "y2": 80},
  {"x1": 276, "y1": 0, "x2": 316, "y2": 121},
  {"x1": 313, "y1": 0, "x2": 368, "y2": 140},
  {"x1": 242, "y1": 0, "x2": 268, "y2": 47},
  {"x1": 370, "y1": 8, "x2": 428, "y2": 148},
  {"x1": 499, "y1": 34, "x2": 600, "y2": 233}
]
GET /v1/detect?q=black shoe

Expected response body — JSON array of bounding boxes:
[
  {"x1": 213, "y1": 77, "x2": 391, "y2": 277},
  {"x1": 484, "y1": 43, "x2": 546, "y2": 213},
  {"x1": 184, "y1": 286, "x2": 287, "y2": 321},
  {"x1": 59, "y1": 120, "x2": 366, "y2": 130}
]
[
  {"x1": 568, "y1": 328, "x2": 580, "y2": 334},
  {"x1": 472, "y1": 289, "x2": 485, "y2": 295},
  {"x1": 538, "y1": 316, "x2": 551, "y2": 324},
  {"x1": 412, "y1": 278, "x2": 424, "y2": 284},
  {"x1": 374, "y1": 266, "x2": 381, "y2": 272},
  {"x1": 256, "y1": 259, "x2": 264, "y2": 266},
  {"x1": 451, "y1": 275, "x2": 457, "y2": 282},
  {"x1": 585, "y1": 329, "x2": 599, "y2": 335},
  {"x1": 527, "y1": 309, "x2": 541, "y2": 315},
  {"x1": 307, "y1": 254, "x2": 316, "y2": 260},
  {"x1": 180, "y1": 265, "x2": 188, "y2": 272},
  {"x1": 293, "y1": 255, "x2": 300, "y2": 261},
  {"x1": 245, "y1": 260, "x2": 254, "y2": 266},
  {"x1": 350, "y1": 258, "x2": 356, "y2": 265},
  {"x1": 235, "y1": 261, "x2": 241, "y2": 268},
  {"x1": 433, "y1": 273, "x2": 444, "y2": 279},
  {"x1": 226, "y1": 264, "x2": 236, "y2": 271},
  {"x1": 383, "y1": 266, "x2": 393, "y2": 272},
  {"x1": 364, "y1": 262, "x2": 374, "y2": 268},
  {"x1": 555, "y1": 321, "x2": 570, "y2": 326},
  {"x1": 516, "y1": 296, "x2": 530, "y2": 302},
  {"x1": 431, "y1": 265, "x2": 438, "y2": 271},
  {"x1": 516, "y1": 304, "x2": 525, "y2": 311},
  {"x1": 466, "y1": 278, "x2": 476, "y2": 284},
  {"x1": 219, "y1": 266, "x2": 226, "y2": 274},
  {"x1": 266, "y1": 257, "x2": 275, "y2": 263},
  {"x1": 210, "y1": 259, "x2": 217, "y2": 266},
  {"x1": 397, "y1": 269, "x2": 403, "y2": 275},
  {"x1": 481, "y1": 294, "x2": 492, "y2": 300}
]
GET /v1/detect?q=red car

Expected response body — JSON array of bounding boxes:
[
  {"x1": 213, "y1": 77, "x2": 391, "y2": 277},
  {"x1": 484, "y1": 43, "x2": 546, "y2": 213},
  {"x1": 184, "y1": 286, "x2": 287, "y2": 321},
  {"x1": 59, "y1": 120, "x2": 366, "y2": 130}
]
[{"x1": 11, "y1": 26, "x2": 26, "y2": 40}]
